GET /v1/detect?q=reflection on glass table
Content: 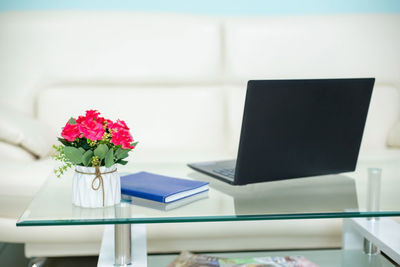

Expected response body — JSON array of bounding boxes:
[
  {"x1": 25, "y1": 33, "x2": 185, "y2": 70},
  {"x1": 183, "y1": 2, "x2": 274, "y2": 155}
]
[
  {"x1": 16, "y1": 163, "x2": 400, "y2": 266},
  {"x1": 17, "y1": 164, "x2": 400, "y2": 225}
]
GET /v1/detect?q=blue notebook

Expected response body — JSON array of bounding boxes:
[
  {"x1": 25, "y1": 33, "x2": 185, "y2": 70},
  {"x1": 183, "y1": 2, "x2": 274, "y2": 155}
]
[{"x1": 120, "y1": 171, "x2": 209, "y2": 203}]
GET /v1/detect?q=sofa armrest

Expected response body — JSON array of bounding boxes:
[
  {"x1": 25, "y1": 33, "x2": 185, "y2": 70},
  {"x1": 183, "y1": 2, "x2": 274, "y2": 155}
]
[
  {"x1": 388, "y1": 121, "x2": 400, "y2": 148},
  {"x1": 0, "y1": 142, "x2": 36, "y2": 162},
  {"x1": 0, "y1": 106, "x2": 56, "y2": 158}
]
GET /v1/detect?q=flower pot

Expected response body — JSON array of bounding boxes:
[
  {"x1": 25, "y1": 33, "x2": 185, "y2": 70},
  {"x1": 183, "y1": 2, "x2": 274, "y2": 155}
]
[{"x1": 72, "y1": 164, "x2": 121, "y2": 208}]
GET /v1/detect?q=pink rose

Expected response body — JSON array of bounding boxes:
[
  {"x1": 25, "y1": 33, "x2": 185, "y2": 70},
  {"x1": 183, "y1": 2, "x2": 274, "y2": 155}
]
[
  {"x1": 85, "y1": 110, "x2": 100, "y2": 121},
  {"x1": 111, "y1": 129, "x2": 134, "y2": 149},
  {"x1": 97, "y1": 117, "x2": 113, "y2": 126},
  {"x1": 61, "y1": 122, "x2": 80, "y2": 142},
  {"x1": 109, "y1": 120, "x2": 130, "y2": 131},
  {"x1": 76, "y1": 115, "x2": 86, "y2": 124},
  {"x1": 79, "y1": 117, "x2": 105, "y2": 141},
  {"x1": 109, "y1": 120, "x2": 133, "y2": 149}
]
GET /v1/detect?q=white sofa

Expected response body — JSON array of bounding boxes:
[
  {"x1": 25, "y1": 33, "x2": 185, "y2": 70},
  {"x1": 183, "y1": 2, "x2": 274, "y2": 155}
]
[{"x1": 0, "y1": 11, "x2": 400, "y2": 258}]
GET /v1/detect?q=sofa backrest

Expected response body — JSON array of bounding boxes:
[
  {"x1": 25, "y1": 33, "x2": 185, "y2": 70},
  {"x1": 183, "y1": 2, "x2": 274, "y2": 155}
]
[
  {"x1": 0, "y1": 12, "x2": 222, "y2": 114},
  {"x1": 222, "y1": 14, "x2": 400, "y2": 154},
  {"x1": 0, "y1": 12, "x2": 399, "y2": 159},
  {"x1": 37, "y1": 85, "x2": 227, "y2": 162},
  {"x1": 223, "y1": 14, "x2": 400, "y2": 85}
]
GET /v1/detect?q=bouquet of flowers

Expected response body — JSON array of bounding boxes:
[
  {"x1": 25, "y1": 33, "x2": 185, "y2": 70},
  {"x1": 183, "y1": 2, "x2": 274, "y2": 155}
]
[{"x1": 53, "y1": 110, "x2": 137, "y2": 177}]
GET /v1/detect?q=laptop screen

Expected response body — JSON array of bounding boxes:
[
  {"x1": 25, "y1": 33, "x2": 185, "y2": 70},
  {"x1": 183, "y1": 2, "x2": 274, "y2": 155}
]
[{"x1": 234, "y1": 78, "x2": 374, "y2": 185}]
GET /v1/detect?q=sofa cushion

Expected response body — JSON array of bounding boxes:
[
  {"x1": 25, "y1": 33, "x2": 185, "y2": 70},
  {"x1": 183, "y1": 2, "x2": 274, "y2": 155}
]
[
  {"x1": 37, "y1": 86, "x2": 227, "y2": 162},
  {"x1": 224, "y1": 85, "x2": 246, "y2": 156},
  {"x1": 0, "y1": 142, "x2": 36, "y2": 162},
  {"x1": 0, "y1": 12, "x2": 221, "y2": 115},
  {"x1": 360, "y1": 86, "x2": 400, "y2": 152},
  {"x1": 0, "y1": 106, "x2": 56, "y2": 158},
  {"x1": 225, "y1": 85, "x2": 400, "y2": 155},
  {"x1": 223, "y1": 14, "x2": 400, "y2": 86},
  {"x1": 0, "y1": 158, "x2": 53, "y2": 197},
  {"x1": 387, "y1": 121, "x2": 400, "y2": 148}
]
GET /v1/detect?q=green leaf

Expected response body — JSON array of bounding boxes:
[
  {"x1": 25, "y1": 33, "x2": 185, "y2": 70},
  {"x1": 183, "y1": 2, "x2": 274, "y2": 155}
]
[
  {"x1": 105, "y1": 149, "x2": 114, "y2": 168},
  {"x1": 82, "y1": 150, "x2": 93, "y2": 167},
  {"x1": 79, "y1": 138, "x2": 91, "y2": 150},
  {"x1": 58, "y1": 137, "x2": 72, "y2": 146},
  {"x1": 64, "y1": 146, "x2": 83, "y2": 164},
  {"x1": 68, "y1": 117, "x2": 77, "y2": 125},
  {"x1": 120, "y1": 153, "x2": 129, "y2": 159},
  {"x1": 94, "y1": 144, "x2": 109, "y2": 160},
  {"x1": 115, "y1": 148, "x2": 122, "y2": 156},
  {"x1": 115, "y1": 148, "x2": 129, "y2": 159},
  {"x1": 117, "y1": 159, "x2": 128, "y2": 165},
  {"x1": 78, "y1": 147, "x2": 85, "y2": 154}
]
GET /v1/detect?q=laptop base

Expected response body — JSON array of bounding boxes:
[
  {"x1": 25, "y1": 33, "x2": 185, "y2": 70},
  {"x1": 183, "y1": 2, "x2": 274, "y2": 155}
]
[{"x1": 187, "y1": 160, "x2": 236, "y2": 185}]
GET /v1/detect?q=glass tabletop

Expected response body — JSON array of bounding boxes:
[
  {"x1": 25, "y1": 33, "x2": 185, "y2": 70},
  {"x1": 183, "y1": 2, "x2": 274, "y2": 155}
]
[{"x1": 17, "y1": 160, "x2": 400, "y2": 226}]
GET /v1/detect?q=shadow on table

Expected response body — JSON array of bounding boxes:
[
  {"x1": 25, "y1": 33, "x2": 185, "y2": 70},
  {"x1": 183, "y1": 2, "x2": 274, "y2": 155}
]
[{"x1": 187, "y1": 172, "x2": 359, "y2": 216}]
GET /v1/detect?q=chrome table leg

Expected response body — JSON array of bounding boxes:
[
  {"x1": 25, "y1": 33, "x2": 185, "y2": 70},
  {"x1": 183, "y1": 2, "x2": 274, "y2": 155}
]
[
  {"x1": 115, "y1": 224, "x2": 132, "y2": 266},
  {"x1": 98, "y1": 224, "x2": 147, "y2": 267}
]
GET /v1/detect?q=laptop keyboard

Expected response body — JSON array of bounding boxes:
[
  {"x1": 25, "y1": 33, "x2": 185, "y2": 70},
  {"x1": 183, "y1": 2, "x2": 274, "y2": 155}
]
[{"x1": 212, "y1": 168, "x2": 235, "y2": 180}]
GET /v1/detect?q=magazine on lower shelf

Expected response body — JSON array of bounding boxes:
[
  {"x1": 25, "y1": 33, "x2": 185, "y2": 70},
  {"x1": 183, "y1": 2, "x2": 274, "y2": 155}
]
[{"x1": 168, "y1": 251, "x2": 320, "y2": 267}]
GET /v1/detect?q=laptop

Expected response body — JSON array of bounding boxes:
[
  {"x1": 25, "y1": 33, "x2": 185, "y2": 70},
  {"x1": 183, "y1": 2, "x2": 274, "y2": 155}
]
[{"x1": 188, "y1": 78, "x2": 375, "y2": 185}]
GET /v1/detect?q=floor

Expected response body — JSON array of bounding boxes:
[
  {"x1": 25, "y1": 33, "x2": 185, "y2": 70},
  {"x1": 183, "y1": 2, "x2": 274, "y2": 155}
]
[
  {"x1": 1, "y1": 242, "x2": 397, "y2": 267},
  {"x1": 0, "y1": 243, "x2": 30, "y2": 267},
  {"x1": 0, "y1": 243, "x2": 97, "y2": 267}
]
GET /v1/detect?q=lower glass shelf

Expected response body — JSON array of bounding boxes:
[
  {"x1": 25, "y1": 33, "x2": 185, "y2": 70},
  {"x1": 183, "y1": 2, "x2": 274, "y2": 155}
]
[{"x1": 147, "y1": 249, "x2": 396, "y2": 267}]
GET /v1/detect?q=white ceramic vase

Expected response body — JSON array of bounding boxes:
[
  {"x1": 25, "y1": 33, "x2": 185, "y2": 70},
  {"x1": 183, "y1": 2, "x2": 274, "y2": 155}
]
[{"x1": 72, "y1": 164, "x2": 121, "y2": 208}]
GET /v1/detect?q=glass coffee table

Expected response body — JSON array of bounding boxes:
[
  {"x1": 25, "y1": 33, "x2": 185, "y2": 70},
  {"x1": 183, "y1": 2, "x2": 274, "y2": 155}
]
[{"x1": 17, "y1": 162, "x2": 400, "y2": 266}]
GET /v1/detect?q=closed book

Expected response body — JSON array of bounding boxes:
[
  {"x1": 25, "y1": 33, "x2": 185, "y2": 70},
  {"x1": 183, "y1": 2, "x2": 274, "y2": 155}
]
[{"x1": 120, "y1": 171, "x2": 209, "y2": 203}]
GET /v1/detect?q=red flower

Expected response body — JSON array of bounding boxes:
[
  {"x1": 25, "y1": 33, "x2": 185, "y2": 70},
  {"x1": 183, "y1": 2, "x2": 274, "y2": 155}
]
[
  {"x1": 97, "y1": 117, "x2": 113, "y2": 126},
  {"x1": 60, "y1": 110, "x2": 135, "y2": 148},
  {"x1": 109, "y1": 120, "x2": 130, "y2": 131},
  {"x1": 85, "y1": 110, "x2": 100, "y2": 121},
  {"x1": 111, "y1": 130, "x2": 134, "y2": 149},
  {"x1": 79, "y1": 117, "x2": 105, "y2": 141},
  {"x1": 76, "y1": 115, "x2": 86, "y2": 124},
  {"x1": 109, "y1": 120, "x2": 134, "y2": 149},
  {"x1": 61, "y1": 122, "x2": 80, "y2": 142}
]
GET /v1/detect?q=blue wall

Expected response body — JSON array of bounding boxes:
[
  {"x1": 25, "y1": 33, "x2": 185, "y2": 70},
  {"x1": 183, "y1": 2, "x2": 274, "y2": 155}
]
[{"x1": 1, "y1": 0, "x2": 400, "y2": 14}]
